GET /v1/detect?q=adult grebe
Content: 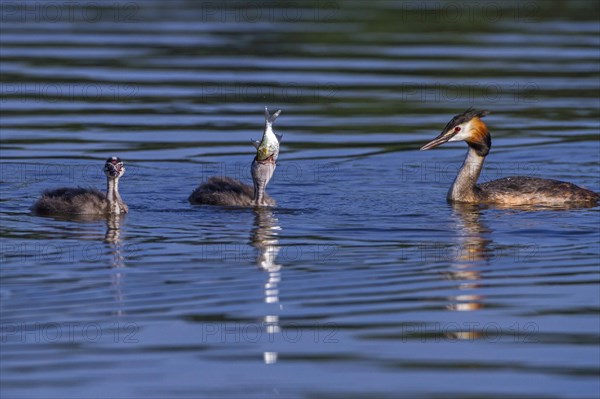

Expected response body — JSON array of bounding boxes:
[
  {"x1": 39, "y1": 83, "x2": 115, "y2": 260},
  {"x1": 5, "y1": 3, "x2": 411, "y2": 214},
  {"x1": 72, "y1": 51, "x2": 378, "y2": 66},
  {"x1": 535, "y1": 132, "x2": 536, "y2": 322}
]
[
  {"x1": 188, "y1": 107, "x2": 282, "y2": 207},
  {"x1": 32, "y1": 157, "x2": 128, "y2": 215},
  {"x1": 420, "y1": 109, "x2": 599, "y2": 206}
]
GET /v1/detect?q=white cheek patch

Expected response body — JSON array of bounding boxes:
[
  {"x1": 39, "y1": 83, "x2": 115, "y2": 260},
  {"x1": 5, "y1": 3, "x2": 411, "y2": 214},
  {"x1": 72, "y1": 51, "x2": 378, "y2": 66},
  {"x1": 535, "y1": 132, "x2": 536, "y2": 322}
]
[
  {"x1": 448, "y1": 122, "x2": 472, "y2": 142},
  {"x1": 448, "y1": 131, "x2": 468, "y2": 142}
]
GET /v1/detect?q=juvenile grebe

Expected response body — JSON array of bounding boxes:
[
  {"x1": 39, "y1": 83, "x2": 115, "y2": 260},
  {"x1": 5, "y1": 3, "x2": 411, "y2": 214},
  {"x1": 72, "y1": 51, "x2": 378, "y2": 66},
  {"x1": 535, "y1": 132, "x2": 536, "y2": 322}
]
[
  {"x1": 420, "y1": 109, "x2": 599, "y2": 206},
  {"x1": 188, "y1": 107, "x2": 282, "y2": 207},
  {"x1": 32, "y1": 157, "x2": 128, "y2": 215}
]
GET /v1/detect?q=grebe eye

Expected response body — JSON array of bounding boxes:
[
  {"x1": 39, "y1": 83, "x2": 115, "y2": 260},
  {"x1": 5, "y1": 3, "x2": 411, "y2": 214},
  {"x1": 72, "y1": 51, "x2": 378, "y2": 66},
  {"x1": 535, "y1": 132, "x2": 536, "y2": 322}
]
[{"x1": 454, "y1": 126, "x2": 461, "y2": 132}]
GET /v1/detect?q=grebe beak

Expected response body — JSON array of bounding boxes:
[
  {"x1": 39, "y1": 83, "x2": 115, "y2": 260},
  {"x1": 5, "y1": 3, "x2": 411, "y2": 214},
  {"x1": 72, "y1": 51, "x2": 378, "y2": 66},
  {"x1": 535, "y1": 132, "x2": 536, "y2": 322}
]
[{"x1": 420, "y1": 130, "x2": 456, "y2": 151}]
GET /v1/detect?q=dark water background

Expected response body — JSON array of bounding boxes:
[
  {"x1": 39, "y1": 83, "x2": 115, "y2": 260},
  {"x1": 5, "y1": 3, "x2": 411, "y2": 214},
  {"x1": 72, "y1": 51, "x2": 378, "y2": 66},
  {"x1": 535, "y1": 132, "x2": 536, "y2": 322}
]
[{"x1": 1, "y1": 1, "x2": 599, "y2": 398}]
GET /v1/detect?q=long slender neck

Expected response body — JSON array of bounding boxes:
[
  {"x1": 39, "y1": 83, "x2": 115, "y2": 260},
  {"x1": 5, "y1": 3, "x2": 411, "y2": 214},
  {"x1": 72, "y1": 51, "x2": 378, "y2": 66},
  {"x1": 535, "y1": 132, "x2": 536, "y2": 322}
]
[
  {"x1": 252, "y1": 160, "x2": 275, "y2": 206},
  {"x1": 253, "y1": 179, "x2": 264, "y2": 205},
  {"x1": 253, "y1": 163, "x2": 266, "y2": 205},
  {"x1": 447, "y1": 145, "x2": 486, "y2": 202},
  {"x1": 106, "y1": 177, "x2": 122, "y2": 214}
]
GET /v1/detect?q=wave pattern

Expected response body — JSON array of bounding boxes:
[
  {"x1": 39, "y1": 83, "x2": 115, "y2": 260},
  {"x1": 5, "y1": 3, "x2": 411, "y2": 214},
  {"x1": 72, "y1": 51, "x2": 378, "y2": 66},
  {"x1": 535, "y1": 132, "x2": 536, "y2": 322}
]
[{"x1": 1, "y1": 1, "x2": 599, "y2": 398}]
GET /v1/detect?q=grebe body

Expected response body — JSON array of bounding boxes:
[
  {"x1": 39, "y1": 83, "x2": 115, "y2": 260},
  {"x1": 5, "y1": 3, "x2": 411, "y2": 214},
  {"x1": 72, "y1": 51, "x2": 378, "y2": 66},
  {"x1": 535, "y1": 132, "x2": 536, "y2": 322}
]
[
  {"x1": 189, "y1": 176, "x2": 276, "y2": 207},
  {"x1": 32, "y1": 157, "x2": 128, "y2": 215},
  {"x1": 189, "y1": 107, "x2": 282, "y2": 207}
]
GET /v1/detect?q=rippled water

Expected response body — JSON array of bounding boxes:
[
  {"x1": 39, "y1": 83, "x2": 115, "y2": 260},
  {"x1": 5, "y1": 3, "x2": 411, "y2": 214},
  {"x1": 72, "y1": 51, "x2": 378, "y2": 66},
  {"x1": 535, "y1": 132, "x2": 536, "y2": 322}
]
[{"x1": 1, "y1": 1, "x2": 599, "y2": 398}]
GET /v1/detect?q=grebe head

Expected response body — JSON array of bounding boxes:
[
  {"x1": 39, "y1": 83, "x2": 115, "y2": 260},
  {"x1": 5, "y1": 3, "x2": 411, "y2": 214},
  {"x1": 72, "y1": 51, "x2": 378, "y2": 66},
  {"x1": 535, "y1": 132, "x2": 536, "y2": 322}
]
[
  {"x1": 420, "y1": 108, "x2": 491, "y2": 156},
  {"x1": 104, "y1": 156, "x2": 125, "y2": 179}
]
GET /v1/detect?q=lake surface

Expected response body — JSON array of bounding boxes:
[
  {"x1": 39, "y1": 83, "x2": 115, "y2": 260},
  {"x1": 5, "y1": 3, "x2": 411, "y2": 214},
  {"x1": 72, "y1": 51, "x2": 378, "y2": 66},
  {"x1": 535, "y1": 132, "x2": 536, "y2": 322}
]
[{"x1": 1, "y1": 1, "x2": 599, "y2": 398}]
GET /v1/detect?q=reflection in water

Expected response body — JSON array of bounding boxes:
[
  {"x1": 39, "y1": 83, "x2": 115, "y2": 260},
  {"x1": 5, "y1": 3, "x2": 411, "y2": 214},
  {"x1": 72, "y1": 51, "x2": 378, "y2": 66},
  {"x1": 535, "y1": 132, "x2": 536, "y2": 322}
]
[
  {"x1": 250, "y1": 209, "x2": 282, "y2": 365},
  {"x1": 446, "y1": 204, "x2": 491, "y2": 339},
  {"x1": 32, "y1": 212, "x2": 129, "y2": 315},
  {"x1": 105, "y1": 214, "x2": 126, "y2": 316}
]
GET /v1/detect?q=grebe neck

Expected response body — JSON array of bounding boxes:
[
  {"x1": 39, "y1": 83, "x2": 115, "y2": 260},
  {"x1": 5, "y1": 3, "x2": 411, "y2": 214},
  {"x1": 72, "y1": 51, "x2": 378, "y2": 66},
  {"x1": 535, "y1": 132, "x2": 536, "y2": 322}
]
[
  {"x1": 448, "y1": 145, "x2": 486, "y2": 202},
  {"x1": 106, "y1": 177, "x2": 122, "y2": 214},
  {"x1": 252, "y1": 159, "x2": 276, "y2": 206}
]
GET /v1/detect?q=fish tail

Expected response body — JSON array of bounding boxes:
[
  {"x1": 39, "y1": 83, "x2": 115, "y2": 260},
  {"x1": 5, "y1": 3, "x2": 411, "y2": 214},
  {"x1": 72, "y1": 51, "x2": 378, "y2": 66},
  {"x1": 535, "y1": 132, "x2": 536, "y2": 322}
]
[{"x1": 265, "y1": 107, "x2": 282, "y2": 125}]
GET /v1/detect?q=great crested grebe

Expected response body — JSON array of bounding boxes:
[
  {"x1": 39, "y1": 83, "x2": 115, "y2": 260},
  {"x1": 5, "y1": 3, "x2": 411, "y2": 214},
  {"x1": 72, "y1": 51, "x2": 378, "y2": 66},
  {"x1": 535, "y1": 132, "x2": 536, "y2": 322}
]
[
  {"x1": 32, "y1": 157, "x2": 128, "y2": 215},
  {"x1": 188, "y1": 107, "x2": 282, "y2": 207},
  {"x1": 420, "y1": 109, "x2": 600, "y2": 206}
]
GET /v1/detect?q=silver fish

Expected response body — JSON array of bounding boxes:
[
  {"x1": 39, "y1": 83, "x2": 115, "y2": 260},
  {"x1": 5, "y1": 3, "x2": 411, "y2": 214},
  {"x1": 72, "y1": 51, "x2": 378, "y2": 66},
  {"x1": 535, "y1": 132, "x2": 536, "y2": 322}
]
[{"x1": 252, "y1": 107, "x2": 282, "y2": 162}]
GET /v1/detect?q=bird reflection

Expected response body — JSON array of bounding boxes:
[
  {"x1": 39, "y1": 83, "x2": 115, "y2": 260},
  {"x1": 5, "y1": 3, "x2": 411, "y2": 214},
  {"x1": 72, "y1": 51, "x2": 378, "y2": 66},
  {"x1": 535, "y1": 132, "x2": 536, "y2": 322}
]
[
  {"x1": 33, "y1": 212, "x2": 129, "y2": 316},
  {"x1": 105, "y1": 214, "x2": 126, "y2": 316},
  {"x1": 250, "y1": 208, "x2": 282, "y2": 364},
  {"x1": 445, "y1": 203, "x2": 491, "y2": 339}
]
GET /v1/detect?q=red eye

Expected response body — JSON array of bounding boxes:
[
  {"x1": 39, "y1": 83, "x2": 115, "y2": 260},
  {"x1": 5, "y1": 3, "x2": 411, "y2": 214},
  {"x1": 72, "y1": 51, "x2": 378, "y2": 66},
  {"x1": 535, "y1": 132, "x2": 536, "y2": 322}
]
[{"x1": 454, "y1": 126, "x2": 461, "y2": 132}]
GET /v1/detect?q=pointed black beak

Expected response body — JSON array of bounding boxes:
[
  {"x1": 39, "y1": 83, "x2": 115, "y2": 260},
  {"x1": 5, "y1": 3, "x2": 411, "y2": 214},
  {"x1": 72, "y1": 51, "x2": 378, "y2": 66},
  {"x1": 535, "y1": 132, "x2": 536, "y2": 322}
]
[{"x1": 420, "y1": 131, "x2": 456, "y2": 151}]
